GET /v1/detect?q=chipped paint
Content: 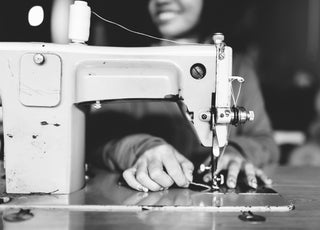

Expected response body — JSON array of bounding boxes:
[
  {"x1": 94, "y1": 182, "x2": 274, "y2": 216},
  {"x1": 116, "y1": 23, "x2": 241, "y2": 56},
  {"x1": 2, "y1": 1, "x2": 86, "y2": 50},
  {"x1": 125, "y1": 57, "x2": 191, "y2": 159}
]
[{"x1": 40, "y1": 121, "x2": 49, "y2": 126}]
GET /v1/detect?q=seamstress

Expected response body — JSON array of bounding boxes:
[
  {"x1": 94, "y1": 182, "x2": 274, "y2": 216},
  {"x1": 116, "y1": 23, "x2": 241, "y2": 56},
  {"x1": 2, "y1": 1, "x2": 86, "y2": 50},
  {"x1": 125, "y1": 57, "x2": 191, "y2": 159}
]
[
  {"x1": 86, "y1": 0, "x2": 279, "y2": 192},
  {"x1": 52, "y1": 0, "x2": 279, "y2": 192}
]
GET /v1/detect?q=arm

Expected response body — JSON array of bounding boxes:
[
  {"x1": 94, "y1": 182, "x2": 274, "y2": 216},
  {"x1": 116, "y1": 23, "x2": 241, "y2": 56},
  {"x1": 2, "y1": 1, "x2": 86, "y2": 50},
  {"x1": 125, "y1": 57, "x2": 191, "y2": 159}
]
[{"x1": 91, "y1": 133, "x2": 193, "y2": 192}]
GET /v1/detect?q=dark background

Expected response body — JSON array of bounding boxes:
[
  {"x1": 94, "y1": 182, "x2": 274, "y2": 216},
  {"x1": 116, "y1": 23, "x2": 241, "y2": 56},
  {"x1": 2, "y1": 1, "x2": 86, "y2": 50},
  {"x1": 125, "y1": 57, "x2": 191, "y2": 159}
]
[{"x1": 1, "y1": 0, "x2": 319, "y2": 162}]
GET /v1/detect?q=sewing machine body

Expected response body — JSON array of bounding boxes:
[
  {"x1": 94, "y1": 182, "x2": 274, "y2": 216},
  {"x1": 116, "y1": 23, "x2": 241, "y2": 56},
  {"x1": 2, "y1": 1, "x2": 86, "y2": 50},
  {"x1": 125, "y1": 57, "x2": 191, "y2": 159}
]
[{"x1": 0, "y1": 42, "x2": 232, "y2": 194}]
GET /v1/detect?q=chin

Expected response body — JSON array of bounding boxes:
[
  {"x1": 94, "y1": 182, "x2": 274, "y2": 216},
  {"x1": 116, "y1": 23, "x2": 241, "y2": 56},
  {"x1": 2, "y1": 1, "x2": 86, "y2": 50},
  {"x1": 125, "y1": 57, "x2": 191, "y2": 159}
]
[{"x1": 159, "y1": 26, "x2": 186, "y2": 40}]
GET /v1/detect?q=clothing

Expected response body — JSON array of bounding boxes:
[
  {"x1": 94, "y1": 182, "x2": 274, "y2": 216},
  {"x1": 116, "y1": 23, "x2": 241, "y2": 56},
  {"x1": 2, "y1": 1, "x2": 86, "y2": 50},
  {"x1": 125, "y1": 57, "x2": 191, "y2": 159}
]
[{"x1": 87, "y1": 49, "x2": 279, "y2": 171}]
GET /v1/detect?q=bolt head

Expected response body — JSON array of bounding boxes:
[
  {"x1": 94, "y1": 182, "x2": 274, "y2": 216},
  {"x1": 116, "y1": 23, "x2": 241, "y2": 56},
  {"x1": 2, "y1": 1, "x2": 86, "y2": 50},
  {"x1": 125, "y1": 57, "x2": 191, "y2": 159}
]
[
  {"x1": 190, "y1": 63, "x2": 206, "y2": 80},
  {"x1": 33, "y1": 53, "x2": 45, "y2": 65},
  {"x1": 212, "y1": 33, "x2": 225, "y2": 44},
  {"x1": 248, "y1": 111, "x2": 255, "y2": 121},
  {"x1": 201, "y1": 114, "x2": 208, "y2": 120}
]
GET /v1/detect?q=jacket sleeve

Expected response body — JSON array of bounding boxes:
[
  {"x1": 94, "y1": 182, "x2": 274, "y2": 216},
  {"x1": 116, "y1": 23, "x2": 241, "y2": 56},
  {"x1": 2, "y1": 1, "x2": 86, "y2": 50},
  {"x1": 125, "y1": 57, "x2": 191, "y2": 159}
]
[{"x1": 226, "y1": 55, "x2": 280, "y2": 167}]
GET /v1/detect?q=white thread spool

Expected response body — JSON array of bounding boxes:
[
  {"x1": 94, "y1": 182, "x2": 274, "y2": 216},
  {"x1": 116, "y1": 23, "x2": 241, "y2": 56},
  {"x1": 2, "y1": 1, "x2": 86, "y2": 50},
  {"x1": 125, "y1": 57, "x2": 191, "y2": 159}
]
[{"x1": 68, "y1": 1, "x2": 91, "y2": 43}]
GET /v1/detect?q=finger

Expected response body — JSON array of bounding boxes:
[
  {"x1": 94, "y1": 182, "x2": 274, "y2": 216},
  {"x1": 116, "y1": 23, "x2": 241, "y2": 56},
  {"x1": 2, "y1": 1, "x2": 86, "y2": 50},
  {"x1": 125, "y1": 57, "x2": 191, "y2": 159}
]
[
  {"x1": 215, "y1": 154, "x2": 230, "y2": 175},
  {"x1": 244, "y1": 163, "x2": 257, "y2": 188},
  {"x1": 255, "y1": 168, "x2": 272, "y2": 185},
  {"x1": 226, "y1": 160, "x2": 241, "y2": 188},
  {"x1": 203, "y1": 172, "x2": 212, "y2": 183},
  {"x1": 136, "y1": 161, "x2": 162, "y2": 191},
  {"x1": 202, "y1": 155, "x2": 211, "y2": 167},
  {"x1": 122, "y1": 168, "x2": 149, "y2": 192},
  {"x1": 174, "y1": 152, "x2": 194, "y2": 183},
  {"x1": 148, "y1": 159, "x2": 174, "y2": 188},
  {"x1": 162, "y1": 149, "x2": 188, "y2": 187}
]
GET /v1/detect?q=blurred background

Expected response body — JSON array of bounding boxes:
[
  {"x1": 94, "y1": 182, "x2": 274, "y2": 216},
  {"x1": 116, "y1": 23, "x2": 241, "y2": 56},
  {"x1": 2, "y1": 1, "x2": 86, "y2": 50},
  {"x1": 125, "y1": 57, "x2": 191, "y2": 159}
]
[{"x1": 1, "y1": 0, "x2": 320, "y2": 165}]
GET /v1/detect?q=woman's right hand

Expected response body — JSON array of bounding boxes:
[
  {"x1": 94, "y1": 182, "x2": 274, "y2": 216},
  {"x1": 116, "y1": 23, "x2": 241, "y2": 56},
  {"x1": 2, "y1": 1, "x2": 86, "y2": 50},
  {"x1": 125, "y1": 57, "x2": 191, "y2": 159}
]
[{"x1": 122, "y1": 144, "x2": 194, "y2": 192}]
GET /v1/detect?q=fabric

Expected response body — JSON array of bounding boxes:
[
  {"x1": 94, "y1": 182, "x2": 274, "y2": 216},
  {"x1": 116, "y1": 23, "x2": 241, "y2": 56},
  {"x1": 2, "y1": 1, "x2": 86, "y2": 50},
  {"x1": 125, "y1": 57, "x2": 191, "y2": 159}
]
[{"x1": 86, "y1": 50, "x2": 279, "y2": 171}]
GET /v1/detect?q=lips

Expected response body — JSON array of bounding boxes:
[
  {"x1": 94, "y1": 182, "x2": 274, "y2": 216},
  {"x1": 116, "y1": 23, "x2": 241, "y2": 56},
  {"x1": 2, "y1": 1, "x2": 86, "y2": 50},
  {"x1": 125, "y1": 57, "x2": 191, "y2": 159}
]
[
  {"x1": 154, "y1": 6, "x2": 180, "y2": 24},
  {"x1": 157, "y1": 11, "x2": 178, "y2": 22}
]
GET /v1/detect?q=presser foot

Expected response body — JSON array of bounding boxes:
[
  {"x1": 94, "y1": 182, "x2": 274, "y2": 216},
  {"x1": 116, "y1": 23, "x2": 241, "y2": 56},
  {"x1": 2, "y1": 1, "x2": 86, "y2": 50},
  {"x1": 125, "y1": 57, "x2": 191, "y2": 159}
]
[
  {"x1": 211, "y1": 174, "x2": 225, "y2": 191},
  {"x1": 194, "y1": 164, "x2": 225, "y2": 192}
]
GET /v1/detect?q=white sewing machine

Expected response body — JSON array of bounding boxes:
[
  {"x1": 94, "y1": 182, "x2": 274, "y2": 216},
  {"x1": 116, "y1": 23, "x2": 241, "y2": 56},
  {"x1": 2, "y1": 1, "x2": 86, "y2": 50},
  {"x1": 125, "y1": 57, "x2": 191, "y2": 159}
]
[{"x1": 0, "y1": 1, "x2": 253, "y2": 194}]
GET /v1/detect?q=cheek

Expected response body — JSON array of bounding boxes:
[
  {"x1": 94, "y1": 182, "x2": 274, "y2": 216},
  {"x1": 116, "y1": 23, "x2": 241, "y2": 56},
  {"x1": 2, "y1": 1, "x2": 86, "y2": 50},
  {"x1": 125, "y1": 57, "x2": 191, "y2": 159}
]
[
  {"x1": 148, "y1": 2, "x2": 157, "y2": 22},
  {"x1": 185, "y1": 3, "x2": 203, "y2": 26}
]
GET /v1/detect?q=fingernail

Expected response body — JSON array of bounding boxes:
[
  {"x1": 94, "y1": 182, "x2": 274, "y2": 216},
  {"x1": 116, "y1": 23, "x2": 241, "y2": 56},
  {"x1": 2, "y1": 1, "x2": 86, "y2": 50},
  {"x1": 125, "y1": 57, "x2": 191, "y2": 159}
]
[
  {"x1": 203, "y1": 174, "x2": 211, "y2": 183},
  {"x1": 137, "y1": 185, "x2": 143, "y2": 192},
  {"x1": 138, "y1": 185, "x2": 148, "y2": 193},
  {"x1": 250, "y1": 179, "x2": 257, "y2": 189},
  {"x1": 228, "y1": 178, "x2": 236, "y2": 188},
  {"x1": 186, "y1": 173, "x2": 193, "y2": 183},
  {"x1": 265, "y1": 178, "x2": 272, "y2": 185},
  {"x1": 183, "y1": 181, "x2": 190, "y2": 188}
]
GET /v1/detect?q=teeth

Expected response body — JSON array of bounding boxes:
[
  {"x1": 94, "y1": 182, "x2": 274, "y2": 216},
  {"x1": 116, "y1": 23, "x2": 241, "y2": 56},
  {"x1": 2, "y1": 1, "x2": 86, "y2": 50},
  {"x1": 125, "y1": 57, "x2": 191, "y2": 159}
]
[{"x1": 157, "y1": 11, "x2": 177, "y2": 21}]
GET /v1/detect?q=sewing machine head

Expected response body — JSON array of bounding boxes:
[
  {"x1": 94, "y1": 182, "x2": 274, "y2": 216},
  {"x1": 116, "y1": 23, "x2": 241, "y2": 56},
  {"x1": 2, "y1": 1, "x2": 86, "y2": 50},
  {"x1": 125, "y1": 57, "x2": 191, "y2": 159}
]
[{"x1": 0, "y1": 1, "x2": 253, "y2": 194}]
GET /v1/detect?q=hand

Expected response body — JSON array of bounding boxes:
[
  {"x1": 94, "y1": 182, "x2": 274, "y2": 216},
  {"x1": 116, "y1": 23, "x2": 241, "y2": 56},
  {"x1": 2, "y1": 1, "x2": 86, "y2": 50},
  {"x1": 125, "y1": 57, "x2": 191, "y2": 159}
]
[
  {"x1": 203, "y1": 151, "x2": 272, "y2": 189},
  {"x1": 122, "y1": 144, "x2": 194, "y2": 192}
]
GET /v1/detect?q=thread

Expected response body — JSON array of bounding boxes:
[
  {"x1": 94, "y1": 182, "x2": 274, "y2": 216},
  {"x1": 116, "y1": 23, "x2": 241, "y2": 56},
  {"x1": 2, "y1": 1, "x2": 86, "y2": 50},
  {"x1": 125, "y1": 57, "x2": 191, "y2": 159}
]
[
  {"x1": 92, "y1": 11, "x2": 210, "y2": 46},
  {"x1": 68, "y1": 1, "x2": 91, "y2": 43}
]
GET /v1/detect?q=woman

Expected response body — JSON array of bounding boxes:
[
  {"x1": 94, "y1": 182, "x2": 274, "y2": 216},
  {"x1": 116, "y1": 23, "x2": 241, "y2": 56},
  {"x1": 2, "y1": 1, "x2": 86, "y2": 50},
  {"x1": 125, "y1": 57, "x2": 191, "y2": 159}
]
[{"x1": 84, "y1": 0, "x2": 279, "y2": 192}]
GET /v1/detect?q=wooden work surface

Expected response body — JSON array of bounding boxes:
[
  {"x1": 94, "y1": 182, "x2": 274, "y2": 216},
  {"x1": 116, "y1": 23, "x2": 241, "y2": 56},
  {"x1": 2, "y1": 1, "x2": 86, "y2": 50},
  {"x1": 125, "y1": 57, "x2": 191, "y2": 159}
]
[{"x1": 0, "y1": 166, "x2": 320, "y2": 229}]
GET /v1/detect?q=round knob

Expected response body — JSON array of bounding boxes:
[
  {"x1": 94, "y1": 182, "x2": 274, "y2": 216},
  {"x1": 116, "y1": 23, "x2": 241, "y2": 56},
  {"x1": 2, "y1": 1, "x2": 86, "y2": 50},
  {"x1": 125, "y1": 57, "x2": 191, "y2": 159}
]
[
  {"x1": 212, "y1": 33, "x2": 225, "y2": 45},
  {"x1": 247, "y1": 111, "x2": 255, "y2": 121}
]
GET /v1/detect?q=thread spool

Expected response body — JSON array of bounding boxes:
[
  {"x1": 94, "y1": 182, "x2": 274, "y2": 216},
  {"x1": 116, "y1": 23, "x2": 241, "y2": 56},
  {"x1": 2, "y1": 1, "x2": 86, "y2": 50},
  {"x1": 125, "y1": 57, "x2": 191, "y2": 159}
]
[{"x1": 68, "y1": 1, "x2": 91, "y2": 43}]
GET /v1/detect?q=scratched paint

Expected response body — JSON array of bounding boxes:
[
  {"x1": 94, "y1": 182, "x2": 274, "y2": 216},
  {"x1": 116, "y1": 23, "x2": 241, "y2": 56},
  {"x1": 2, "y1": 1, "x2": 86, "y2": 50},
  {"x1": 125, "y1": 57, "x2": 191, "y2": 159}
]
[
  {"x1": 40, "y1": 121, "x2": 49, "y2": 126},
  {"x1": 40, "y1": 121, "x2": 61, "y2": 127}
]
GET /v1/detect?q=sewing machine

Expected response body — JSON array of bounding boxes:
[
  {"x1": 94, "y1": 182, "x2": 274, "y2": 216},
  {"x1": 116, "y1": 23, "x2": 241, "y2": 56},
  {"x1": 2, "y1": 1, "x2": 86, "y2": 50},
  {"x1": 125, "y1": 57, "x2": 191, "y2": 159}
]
[{"x1": 0, "y1": 1, "x2": 253, "y2": 194}]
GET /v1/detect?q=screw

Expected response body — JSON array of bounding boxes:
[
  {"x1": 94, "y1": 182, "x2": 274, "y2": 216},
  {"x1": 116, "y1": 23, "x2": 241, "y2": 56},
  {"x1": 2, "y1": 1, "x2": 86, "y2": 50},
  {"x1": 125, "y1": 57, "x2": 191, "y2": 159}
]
[
  {"x1": 33, "y1": 53, "x2": 45, "y2": 65},
  {"x1": 190, "y1": 63, "x2": 206, "y2": 80},
  {"x1": 93, "y1": 101, "x2": 101, "y2": 110},
  {"x1": 201, "y1": 114, "x2": 207, "y2": 120},
  {"x1": 247, "y1": 111, "x2": 255, "y2": 121},
  {"x1": 212, "y1": 33, "x2": 225, "y2": 45}
]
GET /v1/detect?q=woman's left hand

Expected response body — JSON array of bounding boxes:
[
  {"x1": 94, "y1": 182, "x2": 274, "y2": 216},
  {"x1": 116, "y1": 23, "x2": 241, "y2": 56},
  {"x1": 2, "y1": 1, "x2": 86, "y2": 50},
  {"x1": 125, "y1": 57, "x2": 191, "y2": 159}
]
[{"x1": 202, "y1": 151, "x2": 272, "y2": 189}]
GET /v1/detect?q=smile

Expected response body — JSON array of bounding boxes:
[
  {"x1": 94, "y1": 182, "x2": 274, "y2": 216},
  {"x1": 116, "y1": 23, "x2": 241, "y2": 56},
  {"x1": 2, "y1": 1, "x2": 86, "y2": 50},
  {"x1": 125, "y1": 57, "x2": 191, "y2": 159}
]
[{"x1": 156, "y1": 11, "x2": 179, "y2": 22}]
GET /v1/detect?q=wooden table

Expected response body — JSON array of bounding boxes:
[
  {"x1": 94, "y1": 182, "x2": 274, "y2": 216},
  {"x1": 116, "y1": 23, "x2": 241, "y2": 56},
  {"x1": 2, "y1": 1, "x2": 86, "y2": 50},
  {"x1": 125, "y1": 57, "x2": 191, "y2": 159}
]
[{"x1": 0, "y1": 166, "x2": 319, "y2": 229}]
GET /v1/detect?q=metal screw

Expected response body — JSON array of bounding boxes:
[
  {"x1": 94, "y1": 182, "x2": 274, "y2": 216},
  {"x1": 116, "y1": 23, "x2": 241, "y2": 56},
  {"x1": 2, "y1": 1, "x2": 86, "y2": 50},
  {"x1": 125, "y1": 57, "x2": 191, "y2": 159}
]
[
  {"x1": 0, "y1": 196, "x2": 11, "y2": 204},
  {"x1": 93, "y1": 101, "x2": 102, "y2": 110},
  {"x1": 190, "y1": 63, "x2": 206, "y2": 80},
  {"x1": 247, "y1": 111, "x2": 255, "y2": 121},
  {"x1": 33, "y1": 53, "x2": 45, "y2": 65},
  {"x1": 212, "y1": 33, "x2": 225, "y2": 45},
  {"x1": 200, "y1": 112, "x2": 211, "y2": 121}
]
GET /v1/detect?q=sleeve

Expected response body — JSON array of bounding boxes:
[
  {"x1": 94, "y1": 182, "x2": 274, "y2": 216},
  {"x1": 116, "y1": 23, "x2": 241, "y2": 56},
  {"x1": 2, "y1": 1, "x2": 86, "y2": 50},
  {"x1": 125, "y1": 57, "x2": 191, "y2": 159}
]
[
  {"x1": 89, "y1": 134, "x2": 167, "y2": 172},
  {"x1": 226, "y1": 55, "x2": 280, "y2": 167}
]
